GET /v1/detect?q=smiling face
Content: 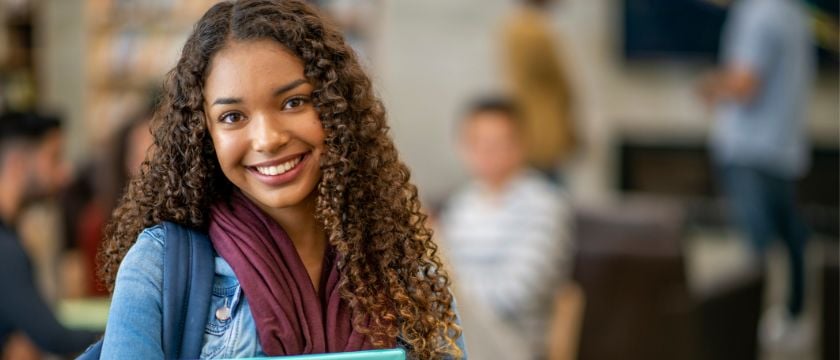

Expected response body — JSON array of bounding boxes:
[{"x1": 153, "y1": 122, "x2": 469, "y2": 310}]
[
  {"x1": 20, "y1": 130, "x2": 69, "y2": 203},
  {"x1": 459, "y1": 110, "x2": 525, "y2": 187},
  {"x1": 203, "y1": 39, "x2": 325, "y2": 213}
]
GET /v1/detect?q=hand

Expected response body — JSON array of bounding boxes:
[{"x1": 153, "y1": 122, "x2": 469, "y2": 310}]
[
  {"x1": 696, "y1": 71, "x2": 722, "y2": 110},
  {"x1": 1, "y1": 332, "x2": 41, "y2": 360}
]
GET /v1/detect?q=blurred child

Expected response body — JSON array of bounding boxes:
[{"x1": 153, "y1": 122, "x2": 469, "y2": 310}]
[{"x1": 440, "y1": 97, "x2": 573, "y2": 359}]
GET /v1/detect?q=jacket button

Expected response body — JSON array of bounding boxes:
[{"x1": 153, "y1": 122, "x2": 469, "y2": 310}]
[{"x1": 215, "y1": 306, "x2": 231, "y2": 321}]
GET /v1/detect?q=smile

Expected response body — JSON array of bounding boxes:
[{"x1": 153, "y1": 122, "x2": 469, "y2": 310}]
[
  {"x1": 254, "y1": 155, "x2": 302, "y2": 176},
  {"x1": 246, "y1": 152, "x2": 310, "y2": 186}
]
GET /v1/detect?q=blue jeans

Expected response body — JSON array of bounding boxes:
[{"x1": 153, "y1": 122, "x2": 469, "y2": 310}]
[{"x1": 720, "y1": 165, "x2": 809, "y2": 317}]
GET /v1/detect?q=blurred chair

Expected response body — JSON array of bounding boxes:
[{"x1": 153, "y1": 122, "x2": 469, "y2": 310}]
[
  {"x1": 693, "y1": 260, "x2": 764, "y2": 360},
  {"x1": 571, "y1": 199, "x2": 697, "y2": 360}
]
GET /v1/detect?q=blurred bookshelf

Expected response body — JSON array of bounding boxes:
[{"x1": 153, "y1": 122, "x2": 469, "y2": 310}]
[
  {"x1": 0, "y1": 1, "x2": 37, "y2": 112},
  {"x1": 83, "y1": 0, "x2": 217, "y2": 143}
]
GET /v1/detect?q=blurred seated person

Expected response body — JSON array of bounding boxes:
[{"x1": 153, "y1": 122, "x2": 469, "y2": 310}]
[
  {"x1": 61, "y1": 106, "x2": 154, "y2": 296},
  {"x1": 439, "y1": 97, "x2": 573, "y2": 359},
  {"x1": 0, "y1": 112, "x2": 101, "y2": 357}
]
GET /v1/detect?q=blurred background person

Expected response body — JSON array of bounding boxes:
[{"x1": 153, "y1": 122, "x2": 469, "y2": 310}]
[
  {"x1": 0, "y1": 112, "x2": 100, "y2": 358},
  {"x1": 698, "y1": 0, "x2": 816, "y2": 352},
  {"x1": 439, "y1": 97, "x2": 578, "y2": 359},
  {"x1": 501, "y1": 0, "x2": 577, "y2": 181},
  {"x1": 60, "y1": 101, "x2": 155, "y2": 297}
]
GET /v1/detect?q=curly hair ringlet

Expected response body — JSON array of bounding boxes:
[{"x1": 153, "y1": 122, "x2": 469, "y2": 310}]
[{"x1": 97, "y1": 0, "x2": 462, "y2": 358}]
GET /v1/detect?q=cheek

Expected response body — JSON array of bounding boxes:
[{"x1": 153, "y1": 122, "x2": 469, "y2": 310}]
[
  {"x1": 209, "y1": 133, "x2": 239, "y2": 169},
  {"x1": 306, "y1": 117, "x2": 326, "y2": 148},
  {"x1": 291, "y1": 118, "x2": 325, "y2": 159},
  {"x1": 38, "y1": 152, "x2": 55, "y2": 178},
  {"x1": 30, "y1": 155, "x2": 52, "y2": 188}
]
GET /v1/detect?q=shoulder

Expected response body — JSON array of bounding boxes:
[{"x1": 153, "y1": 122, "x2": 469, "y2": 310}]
[
  {"x1": 0, "y1": 229, "x2": 22, "y2": 254},
  {"x1": 123, "y1": 225, "x2": 166, "y2": 263},
  {"x1": 514, "y1": 173, "x2": 573, "y2": 228},
  {"x1": 139, "y1": 224, "x2": 166, "y2": 245},
  {"x1": 505, "y1": 8, "x2": 549, "y2": 36},
  {"x1": 102, "y1": 225, "x2": 170, "y2": 358},
  {"x1": 114, "y1": 225, "x2": 168, "y2": 286},
  {"x1": 0, "y1": 229, "x2": 28, "y2": 270},
  {"x1": 444, "y1": 184, "x2": 480, "y2": 212},
  {"x1": 736, "y1": 0, "x2": 777, "y2": 25},
  {"x1": 515, "y1": 171, "x2": 566, "y2": 205}
]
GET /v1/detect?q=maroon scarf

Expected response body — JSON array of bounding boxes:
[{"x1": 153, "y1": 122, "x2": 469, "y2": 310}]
[{"x1": 208, "y1": 190, "x2": 372, "y2": 355}]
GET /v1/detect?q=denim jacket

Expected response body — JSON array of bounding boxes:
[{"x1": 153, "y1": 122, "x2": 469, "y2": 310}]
[{"x1": 100, "y1": 225, "x2": 467, "y2": 359}]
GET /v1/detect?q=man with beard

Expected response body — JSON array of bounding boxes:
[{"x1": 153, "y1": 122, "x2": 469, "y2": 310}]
[{"x1": 0, "y1": 111, "x2": 100, "y2": 357}]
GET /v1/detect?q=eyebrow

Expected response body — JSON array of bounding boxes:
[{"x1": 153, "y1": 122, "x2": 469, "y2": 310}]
[
  {"x1": 273, "y1": 78, "x2": 307, "y2": 97},
  {"x1": 210, "y1": 78, "x2": 308, "y2": 106}
]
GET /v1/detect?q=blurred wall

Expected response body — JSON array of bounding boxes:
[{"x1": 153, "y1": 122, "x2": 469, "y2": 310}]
[
  {"x1": 379, "y1": 0, "x2": 510, "y2": 206},
  {"x1": 38, "y1": 0, "x2": 86, "y2": 164}
]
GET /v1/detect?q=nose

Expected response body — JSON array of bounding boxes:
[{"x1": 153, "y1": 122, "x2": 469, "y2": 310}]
[{"x1": 251, "y1": 113, "x2": 290, "y2": 154}]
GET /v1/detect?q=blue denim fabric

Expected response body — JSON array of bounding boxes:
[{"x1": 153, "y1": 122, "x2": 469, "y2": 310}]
[
  {"x1": 720, "y1": 165, "x2": 809, "y2": 316},
  {"x1": 101, "y1": 225, "x2": 467, "y2": 359},
  {"x1": 100, "y1": 225, "x2": 166, "y2": 359}
]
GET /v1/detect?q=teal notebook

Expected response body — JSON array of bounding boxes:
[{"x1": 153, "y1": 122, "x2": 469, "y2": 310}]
[{"x1": 234, "y1": 348, "x2": 406, "y2": 360}]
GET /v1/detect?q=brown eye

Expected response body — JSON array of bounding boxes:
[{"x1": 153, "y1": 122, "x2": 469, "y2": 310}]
[
  {"x1": 219, "y1": 112, "x2": 244, "y2": 123},
  {"x1": 282, "y1": 97, "x2": 309, "y2": 110}
]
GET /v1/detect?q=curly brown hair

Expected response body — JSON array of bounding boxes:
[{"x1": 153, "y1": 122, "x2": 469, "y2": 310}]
[{"x1": 98, "y1": 0, "x2": 462, "y2": 358}]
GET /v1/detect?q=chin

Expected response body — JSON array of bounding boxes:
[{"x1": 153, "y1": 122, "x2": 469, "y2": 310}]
[
  {"x1": 255, "y1": 195, "x2": 303, "y2": 209},
  {"x1": 242, "y1": 183, "x2": 317, "y2": 211}
]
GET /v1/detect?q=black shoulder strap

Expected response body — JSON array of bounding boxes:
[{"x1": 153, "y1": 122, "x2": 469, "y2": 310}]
[{"x1": 161, "y1": 221, "x2": 215, "y2": 360}]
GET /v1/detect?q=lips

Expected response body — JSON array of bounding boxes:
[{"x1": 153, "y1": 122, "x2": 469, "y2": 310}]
[
  {"x1": 253, "y1": 155, "x2": 302, "y2": 176},
  {"x1": 246, "y1": 152, "x2": 310, "y2": 186}
]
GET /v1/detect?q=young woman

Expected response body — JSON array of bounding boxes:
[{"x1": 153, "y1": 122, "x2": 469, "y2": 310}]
[{"x1": 97, "y1": 1, "x2": 465, "y2": 358}]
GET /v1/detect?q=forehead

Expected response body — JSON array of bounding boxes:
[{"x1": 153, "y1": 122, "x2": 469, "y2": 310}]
[
  {"x1": 204, "y1": 39, "x2": 304, "y2": 97},
  {"x1": 20, "y1": 130, "x2": 63, "y2": 156},
  {"x1": 463, "y1": 111, "x2": 518, "y2": 136}
]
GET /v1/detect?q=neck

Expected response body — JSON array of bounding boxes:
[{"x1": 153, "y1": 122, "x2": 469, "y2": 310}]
[
  {"x1": 270, "y1": 193, "x2": 325, "y2": 254},
  {"x1": 0, "y1": 169, "x2": 22, "y2": 227},
  {"x1": 481, "y1": 167, "x2": 522, "y2": 195}
]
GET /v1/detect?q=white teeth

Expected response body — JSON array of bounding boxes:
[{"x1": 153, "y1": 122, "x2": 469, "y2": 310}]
[{"x1": 255, "y1": 156, "x2": 301, "y2": 176}]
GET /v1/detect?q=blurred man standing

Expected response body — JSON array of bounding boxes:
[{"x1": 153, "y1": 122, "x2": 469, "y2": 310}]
[
  {"x1": 502, "y1": 0, "x2": 577, "y2": 181},
  {"x1": 0, "y1": 112, "x2": 100, "y2": 357},
  {"x1": 440, "y1": 98, "x2": 574, "y2": 359},
  {"x1": 699, "y1": 0, "x2": 815, "y2": 351}
]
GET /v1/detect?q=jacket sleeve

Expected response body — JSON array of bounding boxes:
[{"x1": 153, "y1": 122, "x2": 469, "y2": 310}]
[
  {"x1": 0, "y1": 241, "x2": 101, "y2": 355},
  {"x1": 451, "y1": 294, "x2": 468, "y2": 359},
  {"x1": 100, "y1": 226, "x2": 166, "y2": 359}
]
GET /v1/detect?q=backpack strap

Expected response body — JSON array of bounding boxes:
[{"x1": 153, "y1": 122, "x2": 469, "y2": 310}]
[{"x1": 161, "y1": 221, "x2": 215, "y2": 359}]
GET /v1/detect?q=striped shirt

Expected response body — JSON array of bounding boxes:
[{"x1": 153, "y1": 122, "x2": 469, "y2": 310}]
[{"x1": 440, "y1": 170, "x2": 572, "y2": 350}]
